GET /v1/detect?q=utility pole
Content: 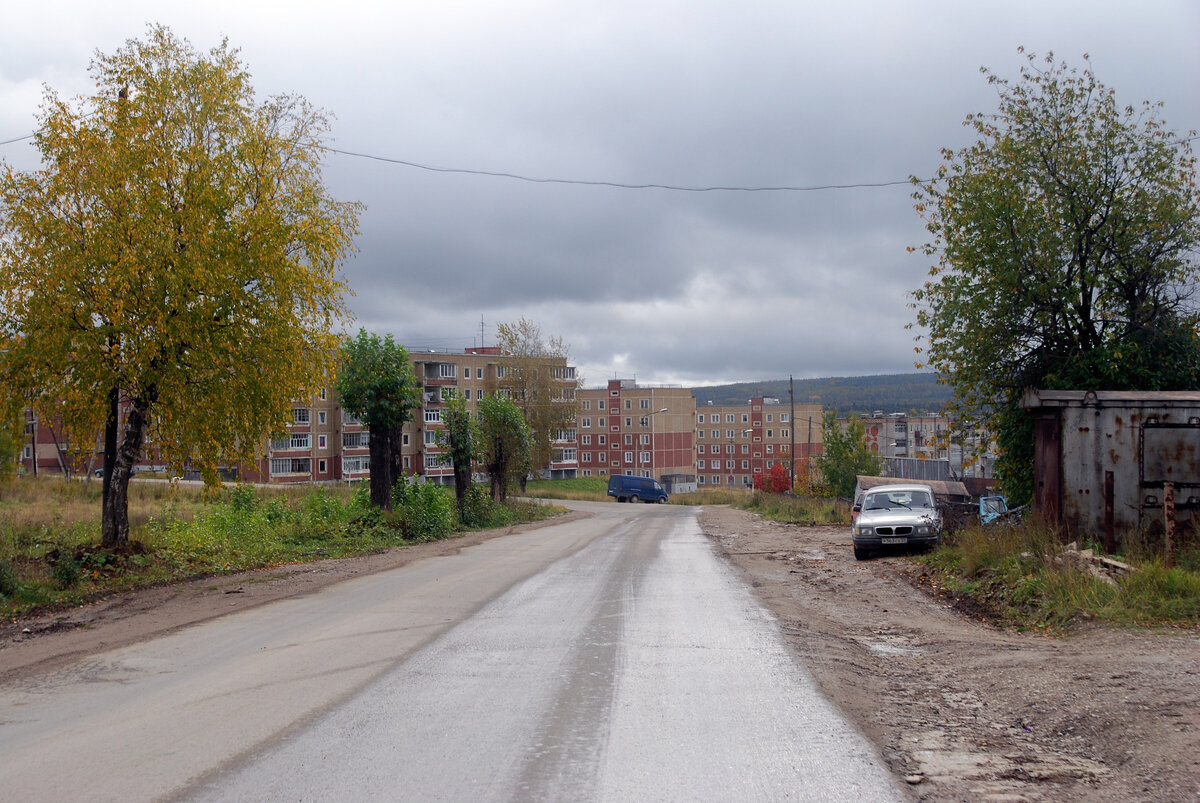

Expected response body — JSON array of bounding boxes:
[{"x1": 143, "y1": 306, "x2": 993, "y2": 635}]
[{"x1": 789, "y1": 375, "x2": 795, "y2": 490}]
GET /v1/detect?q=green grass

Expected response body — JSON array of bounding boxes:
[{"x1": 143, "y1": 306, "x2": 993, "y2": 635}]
[
  {"x1": 523, "y1": 476, "x2": 610, "y2": 501},
  {"x1": 0, "y1": 477, "x2": 564, "y2": 620},
  {"x1": 915, "y1": 520, "x2": 1200, "y2": 630}
]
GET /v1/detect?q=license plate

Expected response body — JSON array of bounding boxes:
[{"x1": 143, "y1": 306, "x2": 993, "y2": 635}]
[{"x1": 881, "y1": 537, "x2": 907, "y2": 545}]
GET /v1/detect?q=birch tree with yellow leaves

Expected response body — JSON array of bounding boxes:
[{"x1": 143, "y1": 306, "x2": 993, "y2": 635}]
[{"x1": 0, "y1": 26, "x2": 360, "y2": 547}]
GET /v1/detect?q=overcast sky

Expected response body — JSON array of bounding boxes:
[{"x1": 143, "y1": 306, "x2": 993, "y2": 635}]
[{"x1": 3, "y1": 2, "x2": 1198, "y2": 387}]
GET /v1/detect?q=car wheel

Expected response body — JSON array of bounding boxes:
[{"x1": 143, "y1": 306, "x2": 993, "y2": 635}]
[
  {"x1": 853, "y1": 545, "x2": 870, "y2": 561},
  {"x1": 630, "y1": 495, "x2": 640, "y2": 503}
]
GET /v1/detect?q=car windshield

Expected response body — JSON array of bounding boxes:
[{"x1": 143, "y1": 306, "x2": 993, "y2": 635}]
[{"x1": 864, "y1": 490, "x2": 931, "y2": 510}]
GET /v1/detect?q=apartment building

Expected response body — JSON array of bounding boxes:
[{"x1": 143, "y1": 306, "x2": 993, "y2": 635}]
[
  {"x1": 694, "y1": 397, "x2": 823, "y2": 488},
  {"x1": 576, "y1": 380, "x2": 695, "y2": 481}
]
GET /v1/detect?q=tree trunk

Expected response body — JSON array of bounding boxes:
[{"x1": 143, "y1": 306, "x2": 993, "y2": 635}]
[
  {"x1": 100, "y1": 389, "x2": 153, "y2": 549},
  {"x1": 102, "y1": 385, "x2": 118, "y2": 508},
  {"x1": 368, "y1": 421, "x2": 393, "y2": 510}
]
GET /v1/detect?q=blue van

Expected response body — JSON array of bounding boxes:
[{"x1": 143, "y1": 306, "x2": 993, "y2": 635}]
[{"x1": 607, "y1": 474, "x2": 669, "y2": 504}]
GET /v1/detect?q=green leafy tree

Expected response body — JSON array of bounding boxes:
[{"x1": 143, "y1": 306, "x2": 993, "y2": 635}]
[
  {"x1": 479, "y1": 392, "x2": 531, "y2": 502},
  {"x1": 911, "y1": 50, "x2": 1200, "y2": 502},
  {"x1": 815, "y1": 413, "x2": 882, "y2": 499},
  {"x1": 335, "y1": 330, "x2": 419, "y2": 510},
  {"x1": 0, "y1": 26, "x2": 359, "y2": 546},
  {"x1": 0, "y1": 397, "x2": 23, "y2": 483},
  {"x1": 438, "y1": 391, "x2": 477, "y2": 520},
  {"x1": 493, "y1": 318, "x2": 579, "y2": 479}
]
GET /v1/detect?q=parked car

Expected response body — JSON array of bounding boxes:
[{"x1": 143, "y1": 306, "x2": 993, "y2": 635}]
[
  {"x1": 607, "y1": 474, "x2": 669, "y2": 504},
  {"x1": 851, "y1": 483, "x2": 941, "y2": 560}
]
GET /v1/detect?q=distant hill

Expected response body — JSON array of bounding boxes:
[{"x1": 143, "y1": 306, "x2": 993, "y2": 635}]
[{"x1": 691, "y1": 374, "x2": 951, "y2": 416}]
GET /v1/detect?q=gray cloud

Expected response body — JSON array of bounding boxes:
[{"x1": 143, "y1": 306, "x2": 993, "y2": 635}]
[{"x1": 3, "y1": 1, "x2": 1198, "y2": 387}]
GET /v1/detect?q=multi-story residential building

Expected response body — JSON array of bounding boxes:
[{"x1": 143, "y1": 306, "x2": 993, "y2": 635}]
[
  {"x1": 694, "y1": 397, "x2": 823, "y2": 488},
  {"x1": 405, "y1": 346, "x2": 579, "y2": 484},
  {"x1": 858, "y1": 412, "x2": 996, "y2": 479},
  {"x1": 576, "y1": 380, "x2": 695, "y2": 481}
]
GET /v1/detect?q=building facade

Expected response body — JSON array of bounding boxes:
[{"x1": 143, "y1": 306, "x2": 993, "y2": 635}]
[
  {"x1": 695, "y1": 398, "x2": 823, "y2": 488},
  {"x1": 576, "y1": 380, "x2": 695, "y2": 481}
]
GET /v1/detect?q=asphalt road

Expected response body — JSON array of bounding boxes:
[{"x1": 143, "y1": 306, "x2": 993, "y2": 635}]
[{"x1": 0, "y1": 501, "x2": 904, "y2": 802}]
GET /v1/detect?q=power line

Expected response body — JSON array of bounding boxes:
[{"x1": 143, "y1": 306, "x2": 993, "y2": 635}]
[{"x1": 321, "y1": 146, "x2": 915, "y2": 192}]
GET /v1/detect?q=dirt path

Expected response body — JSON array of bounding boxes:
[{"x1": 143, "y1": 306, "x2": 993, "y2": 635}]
[
  {"x1": 700, "y1": 506, "x2": 1200, "y2": 802},
  {"x1": 2, "y1": 506, "x2": 1198, "y2": 800}
]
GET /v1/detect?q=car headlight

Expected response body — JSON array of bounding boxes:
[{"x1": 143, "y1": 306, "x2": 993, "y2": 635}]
[{"x1": 854, "y1": 525, "x2": 873, "y2": 536}]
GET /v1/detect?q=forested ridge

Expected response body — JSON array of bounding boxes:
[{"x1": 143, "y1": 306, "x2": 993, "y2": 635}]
[{"x1": 692, "y1": 374, "x2": 951, "y2": 416}]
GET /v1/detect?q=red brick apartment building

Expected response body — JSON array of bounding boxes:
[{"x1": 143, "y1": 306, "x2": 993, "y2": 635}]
[
  {"x1": 693, "y1": 397, "x2": 823, "y2": 488},
  {"x1": 576, "y1": 380, "x2": 695, "y2": 481}
]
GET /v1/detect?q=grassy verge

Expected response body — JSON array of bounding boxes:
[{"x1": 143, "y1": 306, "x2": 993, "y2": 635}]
[
  {"x1": 914, "y1": 520, "x2": 1200, "y2": 630},
  {"x1": 0, "y1": 477, "x2": 563, "y2": 621},
  {"x1": 523, "y1": 476, "x2": 609, "y2": 501}
]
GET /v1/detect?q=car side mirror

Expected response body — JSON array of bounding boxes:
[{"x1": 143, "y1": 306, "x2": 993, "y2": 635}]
[{"x1": 852, "y1": 504, "x2": 861, "y2": 513}]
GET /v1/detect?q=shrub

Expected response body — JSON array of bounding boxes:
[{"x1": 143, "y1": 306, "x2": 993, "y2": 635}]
[
  {"x1": 393, "y1": 480, "x2": 454, "y2": 542},
  {"x1": 0, "y1": 560, "x2": 17, "y2": 597}
]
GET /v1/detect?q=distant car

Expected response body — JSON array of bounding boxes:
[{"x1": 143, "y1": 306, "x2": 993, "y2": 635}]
[
  {"x1": 851, "y1": 483, "x2": 941, "y2": 560},
  {"x1": 607, "y1": 474, "x2": 668, "y2": 504}
]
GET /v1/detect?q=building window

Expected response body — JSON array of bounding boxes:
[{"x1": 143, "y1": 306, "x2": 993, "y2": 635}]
[
  {"x1": 698, "y1": 444, "x2": 705, "y2": 453},
  {"x1": 599, "y1": 400, "x2": 606, "y2": 409},
  {"x1": 583, "y1": 400, "x2": 591, "y2": 410},
  {"x1": 698, "y1": 460, "x2": 706, "y2": 469},
  {"x1": 741, "y1": 414, "x2": 749, "y2": 423},
  {"x1": 425, "y1": 455, "x2": 439, "y2": 468},
  {"x1": 699, "y1": 475, "x2": 706, "y2": 485},
  {"x1": 742, "y1": 460, "x2": 749, "y2": 469},
  {"x1": 318, "y1": 410, "x2": 327, "y2": 425},
  {"x1": 582, "y1": 417, "x2": 591, "y2": 428},
  {"x1": 767, "y1": 414, "x2": 774, "y2": 422},
  {"x1": 439, "y1": 363, "x2": 456, "y2": 379},
  {"x1": 403, "y1": 433, "x2": 410, "y2": 446},
  {"x1": 554, "y1": 448, "x2": 577, "y2": 463},
  {"x1": 625, "y1": 417, "x2": 632, "y2": 427},
  {"x1": 624, "y1": 435, "x2": 633, "y2": 445},
  {"x1": 342, "y1": 410, "x2": 361, "y2": 426},
  {"x1": 583, "y1": 470, "x2": 592, "y2": 477},
  {"x1": 598, "y1": 452, "x2": 606, "y2": 463},
  {"x1": 698, "y1": 430, "x2": 705, "y2": 439},
  {"x1": 781, "y1": 414, "x2": 790, "y2": 422},
  {"x1": 477, "y1": 368, "x2": 484, "y2": 379},
  {"x1": 624, "y1": 452, "x2": 633, "y2": 463},
  {"x1": 582, "y1": 435, "x2": 591, "y2": 445},
  {"x1": 640, "y1": 399, "x2": 649, "y2": 409},
  {"x1": 782, "y1": 429, "x2": 790, "y2": 438},
  {"x1": 767, "y1": 429, "x2": 773, "y2": 438},
  {"x1": 425, "y1": 410, "x2": 441, "y2": 423},
  {"x1": 726, "y1": 460, "x2": 735, "y2": 469},
  {"x1": 625, "y1": 399, "x2": 632, "y2": 409},
  {"x1": 726, "y1": 414, "x2": 734, "y2": 423},
  {"x1": 271, "y1": 457, "x2": 311, "y2": 475},
  {"x1": 319, "y1": 387, "x2": 327, "y2": 401},
  {"x1": 598, "y1": 417, "x2": 606, "y2": 427},
  {"x1": 741, "y1": 444, "x2": 749, "y2": 454},
  {"x1": 582, "y1": 452, "x2": 592, "y2": 463},
  {"x1": 342, "y1": 456, "x2": 369, "y2": 473},
  {"x1": 290, "y1": 433, "x2": 310, "y2": 449},
  {"x1": 727, "y1": 445, "x2": 735, "y2": 454},
  {"x1": 711, "y1": 430, "x2": 719, "y2": 439},
  {"x1": 727, "y1": 430, "x2": 735, "y2": 439},
  {"x1": 641, "y1": 434, "x2": 650, "y2": 445},
  {"x1": 318, "y1": 459, "x2": 327, "y2": 473},
  {"x1": 599, "y1": 435, "x2": 606, "y2": 445},
  {"x1": 639, "y1": 417, "x2": 649, "y2": 427},
  {"x1": 403, "y1": 455, "x2": 411, "y2": 469},
  {"x1": 425, "y1": 431, "x2": 437, "y2": 445},
  {"x1": 698, "y1": 414, "x2": 706, "y2": 423},
  {"x1": 343, "y1": 431, "x2": 369, "y2": 448},
  {"x1": 639, "y1": 451, "x2": 650, "y2": 464},
  {"x1": 318, "y1": 435, "x2": 327, "y2": 449},
  {"x1": 292, "y1": 408, "x2": 310, "y2": 424}
]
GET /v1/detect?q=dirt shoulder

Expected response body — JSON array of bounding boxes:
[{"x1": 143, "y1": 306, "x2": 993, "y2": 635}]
[
  {"x1": 700, "y1": 506, "x2": 1200, "y2": 802},
  {"x1": 0, "y1": 512, "x2": 588, "y2": 682}
]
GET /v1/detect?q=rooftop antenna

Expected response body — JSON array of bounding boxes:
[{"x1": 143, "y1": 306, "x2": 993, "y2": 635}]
[{"x1": 480, "y1": 316, "x2": 486, "y2": 349}]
